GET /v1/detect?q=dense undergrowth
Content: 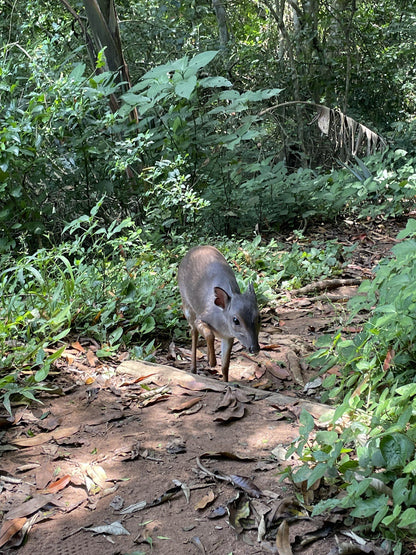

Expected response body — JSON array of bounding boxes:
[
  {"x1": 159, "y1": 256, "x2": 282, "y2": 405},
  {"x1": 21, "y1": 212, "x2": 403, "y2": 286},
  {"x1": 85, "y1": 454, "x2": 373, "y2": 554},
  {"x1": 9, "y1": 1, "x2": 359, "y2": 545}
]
[{"x1": 284, "y1": 219, "x2": 416, "y2": 554}]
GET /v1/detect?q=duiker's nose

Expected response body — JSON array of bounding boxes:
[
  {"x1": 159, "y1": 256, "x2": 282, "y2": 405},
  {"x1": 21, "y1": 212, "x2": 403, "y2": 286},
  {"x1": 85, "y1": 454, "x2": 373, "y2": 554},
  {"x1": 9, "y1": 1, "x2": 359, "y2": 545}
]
[{"x1": 249, "y1": 345, "x2": 260, "y2": 354}]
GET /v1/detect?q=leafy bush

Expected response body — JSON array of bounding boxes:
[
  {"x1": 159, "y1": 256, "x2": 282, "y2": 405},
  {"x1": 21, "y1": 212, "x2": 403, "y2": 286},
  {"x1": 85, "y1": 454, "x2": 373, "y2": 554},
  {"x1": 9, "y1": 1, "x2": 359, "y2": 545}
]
[{"x1": 285, "y1": 220, "x2": 416, "y2": 553}]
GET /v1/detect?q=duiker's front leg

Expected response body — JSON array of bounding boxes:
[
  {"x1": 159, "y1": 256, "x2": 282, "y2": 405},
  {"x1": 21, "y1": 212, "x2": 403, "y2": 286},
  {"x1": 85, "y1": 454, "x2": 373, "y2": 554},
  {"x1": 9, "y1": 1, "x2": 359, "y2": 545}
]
[
  {"x1": 190, "y1": 327, "x2": 199, "y2": 373},
  {"x1": 220, "y1": 338, "x2": 233, "y2": 382}
]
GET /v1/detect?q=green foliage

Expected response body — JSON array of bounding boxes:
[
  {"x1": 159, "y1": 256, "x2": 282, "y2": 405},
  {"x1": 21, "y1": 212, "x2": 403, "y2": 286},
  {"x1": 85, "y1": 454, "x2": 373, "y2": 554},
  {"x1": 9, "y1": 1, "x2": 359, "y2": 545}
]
[
  {"x1": 0, "y1": 201, "x2": 184, "y2": 412},
  {"x1": 2, "y1": 4, "x2": 416, "y2": 246},
  {"x1": 311, "y1": 219, "x2": 416, "y2": 405},
  {"x1": 284, "y1": 405, "x2": 416, "y2": 552},
  {"x1": 286, "y1": 221, "x2": 416, "y2": 552}
]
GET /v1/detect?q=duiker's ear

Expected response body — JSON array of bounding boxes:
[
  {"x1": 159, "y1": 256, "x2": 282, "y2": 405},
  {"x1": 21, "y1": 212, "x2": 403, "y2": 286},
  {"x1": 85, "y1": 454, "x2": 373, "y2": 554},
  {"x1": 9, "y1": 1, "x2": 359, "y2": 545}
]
[
  {"x1": 214, "y1": 287, "x2": 230, "y2": 309},
  {"x1": 248, "y1": 282, "x2": 256, "y2": 295}
]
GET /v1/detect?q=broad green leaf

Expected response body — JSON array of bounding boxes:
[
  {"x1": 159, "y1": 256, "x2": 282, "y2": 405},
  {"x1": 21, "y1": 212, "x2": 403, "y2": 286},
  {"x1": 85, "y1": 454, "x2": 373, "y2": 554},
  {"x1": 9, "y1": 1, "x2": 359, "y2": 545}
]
[
  {"x1": 200, "y1": 76, "x2": 232, "y2": 88},
  {"x1": 307, "y1": 462, "x2": 327, "y2": 488},
  {"x1": 398, "y1": 507, "x2": 416, "y2": 529},
  {"x1": 350, "y1": 495, "x2": 388, "y2": 518},
  {"x1": 186, "y1": 50, "x2": 218, "y2": 72},
  {"x1": 299, "y1": 409, "x2": 314, "y2": 435},
  {"x1": 35, "y1": 363, "x2": 51, "y2": 382},
  {"x1": 68, "y1": 63, "x2": 86, "y2": 82},
  {"x1": 380, "y1": 434, "x2": 414, "y2": 469},
  {"x1": 397, "y1": 219, "x2": 416, "y2": 239},
  {"x1": 175, "y1": 75, "x2": 197, "y2": 99}
]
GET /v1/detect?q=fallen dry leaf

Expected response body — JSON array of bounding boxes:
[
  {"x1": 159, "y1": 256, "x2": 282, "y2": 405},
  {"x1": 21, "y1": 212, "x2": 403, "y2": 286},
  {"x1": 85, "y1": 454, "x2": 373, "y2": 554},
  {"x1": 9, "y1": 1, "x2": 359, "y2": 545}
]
[
  {"x1": 170, "y1": 396, "x2": 204, "y2": 412},
  {"x1": 43, "y1": 474, "x2": 72, "y2": 494},
  {"x1": 86, "y1": 350, "x2": 98, "y2": 367},
  {"x1": 84, "y1": 521, "x2": 130, "y2": 536},
  {"x1": 10, "y1": 425, "x2": 80, "y2": 447},
  {"x1": 6, "y1": 494, "x2": 57, "y2": 520},
  {"x1": 0, "y1": 517, "x2": 27, "y2": 548},
  {"x1": 229, "y1": 474, "x2": 262, "y2": 498},
  {"x1": 276, "y1": 520, "x2": 292, "y2": 555},
  {"x1": 194, "y1": 489, "x2": 216, "y2": 510},
  {"x1": 71, "y1": 341, "x2": 85, "y2": 353},
  {"x1": 85, "y1": 464, "x2": 108, "y2": 489},
  {"x1": 213, "y1": 403, "x2": 245, "y2": 423}
]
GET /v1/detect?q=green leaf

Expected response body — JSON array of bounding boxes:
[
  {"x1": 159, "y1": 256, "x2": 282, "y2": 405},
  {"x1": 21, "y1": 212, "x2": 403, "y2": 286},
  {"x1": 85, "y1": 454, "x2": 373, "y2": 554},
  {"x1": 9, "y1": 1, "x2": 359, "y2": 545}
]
[
  {"x1": 371, "y1": 504, "x2": 389, "y2": 531},
  {"x1": 307, "y1": 462, "x2": 328, "y2": 488},
  {"x1": 34, "y1": 363, "x2": 51, "y2": 382},
  {"x1": 199, "y1": 76, "x2": 232, "y2": 88},
  {"x1": 140, "y1": 315, "x2": 155, "y2": 334},
  {"x1": 122, "y1": 92, "x2": 143, "y2": 106},
  {"x1": 299, "y1": 409, "x2": 314, "y2": 435},
  {"x1": 186, "y1": 50, "x2": 218, "y2": 72},
  {"x1": 397, "y1": 219, "x2": 416, "y2": 239},
  {"x1": 350, "y1": 495, "x2": 389, "y2": 518},
  {"x1": 175, "y1": 75, "x2": 197, "y2": 99},
  {"x1": 398, "y1": 507, "x2": 416, "y2": 529},
  {"x1": 380, "y1": 434, "x2": 414, "y2": 469},
  {"x1": 69, "y1": 63, "x2": 86, "y2": 82}
]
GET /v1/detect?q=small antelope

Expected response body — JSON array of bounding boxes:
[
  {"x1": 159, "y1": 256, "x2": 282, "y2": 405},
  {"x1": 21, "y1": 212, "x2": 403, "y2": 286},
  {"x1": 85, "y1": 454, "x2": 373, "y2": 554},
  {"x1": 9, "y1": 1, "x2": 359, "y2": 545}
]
[{"x1": 178, "y1": 246, "x2": 260, "y2": 382}]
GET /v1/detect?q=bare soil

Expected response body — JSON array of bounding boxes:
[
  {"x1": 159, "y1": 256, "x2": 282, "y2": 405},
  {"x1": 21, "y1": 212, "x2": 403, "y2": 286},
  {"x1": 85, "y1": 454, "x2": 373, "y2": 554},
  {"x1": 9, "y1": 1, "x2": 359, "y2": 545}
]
[{"x1": 0, "y1": 219, "x2": 404, "y2": 555}]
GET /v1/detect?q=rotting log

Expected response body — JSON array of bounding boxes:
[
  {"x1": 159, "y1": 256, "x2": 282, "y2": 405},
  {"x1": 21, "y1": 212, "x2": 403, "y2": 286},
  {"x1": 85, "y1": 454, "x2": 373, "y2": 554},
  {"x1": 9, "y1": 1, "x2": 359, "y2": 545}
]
[{"x1": 117, "y1": 360, "x2": 333, "y2": 420}]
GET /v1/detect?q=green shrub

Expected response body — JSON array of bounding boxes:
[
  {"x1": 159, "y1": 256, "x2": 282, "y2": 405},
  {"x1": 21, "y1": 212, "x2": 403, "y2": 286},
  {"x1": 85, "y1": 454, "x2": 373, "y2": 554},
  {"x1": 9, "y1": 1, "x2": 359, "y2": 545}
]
[{"x1": 286, "y1": 220, "x2": 416, "y2": 554}]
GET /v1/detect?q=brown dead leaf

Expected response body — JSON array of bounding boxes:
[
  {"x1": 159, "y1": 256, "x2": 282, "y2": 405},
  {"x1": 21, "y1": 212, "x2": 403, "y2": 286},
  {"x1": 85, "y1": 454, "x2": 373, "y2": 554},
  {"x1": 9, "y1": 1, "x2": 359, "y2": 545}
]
[
  {"x1": 6, "y1": 494, "x2": 57, "y2": 519},
  {"x1": 229, "y1": 475, "x2": 262, "y2": 498},
  {"x1": 194, "y1": 489, "x2": 216, "y2": 510},
  {"x1": 62, "y1": 352, "x2": 75, "y2": 365},
  {"x1": 383, "y1": 349, "x2": 395, "y2": 371},
  {"x1": 38, "y1": 415, "x2": 61, "y2": 432},
  {"x1": 261, "y1": 343, "x2": 282, "y2": 351},
  {"x1": 35, "y1": 463, "x2": 54, "y2": 490},
  {"x1": 85, "y1": 464, "x2": 108, "y2": 489},
  {"x1": 215, "y1": 387, "x2": 235, "y2": 410},
  {"x1": 178, "y1": 380, "x2": 225, "y2": 393},
  {"x1": 213, "y1": 403, "x2": 245, "y2": 423},
  {"x1": 285, "y1": 350, "x2": 304, "y2": 386},
  {"x1": 0, "y1": 517, "x2": 27, "y2": 548},
  {"x1": 170, "y1": 396, "x2": 204, "y2": 412},
  {"x1": 276, "y1": 520, "x2": 292, "y2": 555},
  {"x1": 227, "y1": 493, "x2": 250, "y2": 534},
  {"x1": 42, "y1": 474, "x2": 72, "y2": 494},
  {"x1": 16, "y1": 463, "x2": 41, "y2": 473},
  {"x1": 71, "y1": 341, "x2": 85, "y2": 353},
  {"x1": 119, "y1": 373, "x2": 157, "y2": 387},
  {"x1": 86, "y1": 350, "x2": 98, "y2": 367},
  {"x1": 264, "y1": 360, "x2": 290, "y2": 380},
  {"x1": 11, "y1": 425, "x2": 80, "y2": 447}
]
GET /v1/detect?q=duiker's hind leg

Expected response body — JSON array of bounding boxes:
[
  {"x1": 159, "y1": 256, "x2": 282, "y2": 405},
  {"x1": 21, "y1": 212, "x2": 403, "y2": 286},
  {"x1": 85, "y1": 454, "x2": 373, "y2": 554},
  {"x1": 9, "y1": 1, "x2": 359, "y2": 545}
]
[{"x1": 195, "y1": 319, "x2": 217, "y2": 367}]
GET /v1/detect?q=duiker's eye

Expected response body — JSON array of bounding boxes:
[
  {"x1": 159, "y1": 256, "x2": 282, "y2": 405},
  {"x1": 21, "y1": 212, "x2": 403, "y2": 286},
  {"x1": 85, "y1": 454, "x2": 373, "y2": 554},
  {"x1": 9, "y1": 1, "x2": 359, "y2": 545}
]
[{"x1": 233, "y1": 317, "x2": 240, "y2": 325}]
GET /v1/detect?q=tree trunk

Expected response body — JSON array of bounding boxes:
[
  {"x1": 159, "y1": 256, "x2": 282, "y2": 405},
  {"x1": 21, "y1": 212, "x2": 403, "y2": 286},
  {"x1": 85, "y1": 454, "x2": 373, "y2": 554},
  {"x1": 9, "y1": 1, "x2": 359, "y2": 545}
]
[{"x1": 212, "y1": 0, "x2": 230, "y2": 49}]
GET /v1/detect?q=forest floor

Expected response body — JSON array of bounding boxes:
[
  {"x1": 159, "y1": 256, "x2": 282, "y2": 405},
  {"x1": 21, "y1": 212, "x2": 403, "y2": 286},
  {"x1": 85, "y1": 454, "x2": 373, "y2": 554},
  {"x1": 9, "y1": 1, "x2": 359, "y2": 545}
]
[{"x1": 0, "y1": 218, "x2": 405, "y2": 555}]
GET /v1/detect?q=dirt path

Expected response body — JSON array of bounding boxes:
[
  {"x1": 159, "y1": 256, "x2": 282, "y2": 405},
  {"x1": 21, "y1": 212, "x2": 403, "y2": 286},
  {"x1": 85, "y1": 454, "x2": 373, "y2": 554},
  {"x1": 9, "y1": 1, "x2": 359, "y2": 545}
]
[{"x1": 0, "y1": 220, "x2": 402, "y2": 554}]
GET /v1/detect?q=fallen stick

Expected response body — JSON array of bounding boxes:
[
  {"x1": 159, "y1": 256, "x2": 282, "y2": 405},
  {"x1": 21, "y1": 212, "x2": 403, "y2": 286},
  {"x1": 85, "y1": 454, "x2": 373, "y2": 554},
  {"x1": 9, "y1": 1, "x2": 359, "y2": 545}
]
[{"x1": 293, "y1": 278, "x2": 361, "y2": 296}]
